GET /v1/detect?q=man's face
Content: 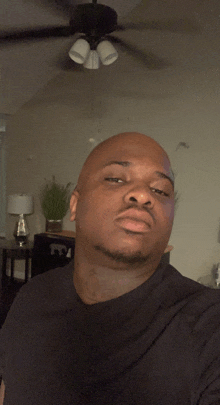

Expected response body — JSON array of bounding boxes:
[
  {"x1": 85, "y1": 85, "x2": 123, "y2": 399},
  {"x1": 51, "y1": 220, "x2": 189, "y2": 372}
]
[{"x1": 71, "y1": 138, "x2": 174, "y2": 264}]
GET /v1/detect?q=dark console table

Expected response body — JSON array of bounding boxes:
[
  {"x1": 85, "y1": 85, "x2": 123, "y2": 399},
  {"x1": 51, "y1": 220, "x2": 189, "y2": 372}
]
[{"x1": 31, "y1": 232, "x2": 75, "y2": 278}]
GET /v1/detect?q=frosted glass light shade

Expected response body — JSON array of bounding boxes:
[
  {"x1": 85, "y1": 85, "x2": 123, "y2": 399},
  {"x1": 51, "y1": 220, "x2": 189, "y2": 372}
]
[
  {"x1": 97, "y1": 40, "x2": 118, "y2": 65},
  {"x1": 8, "y1": 194, "x2": 33, "y2": 215},
  {"x1": 69, "y1": 39, "x2": 90, "y2": 64},
  {"x1": 83, "y1": 50, "x2": 100, "y2": 69}
]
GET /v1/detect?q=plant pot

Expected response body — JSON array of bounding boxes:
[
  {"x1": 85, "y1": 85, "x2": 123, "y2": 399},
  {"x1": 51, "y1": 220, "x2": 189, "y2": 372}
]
[{"x1": 46, "y1": 219, "x2": 63, "y2": 233}]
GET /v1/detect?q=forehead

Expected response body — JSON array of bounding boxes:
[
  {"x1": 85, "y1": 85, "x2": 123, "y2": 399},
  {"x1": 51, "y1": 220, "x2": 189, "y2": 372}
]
[
  {"x1": 80, "y1": 139, "x2": 173, "y2": 186},
  {"x1": 94, "y1": 142, "x2": 171, "y2": 172}
]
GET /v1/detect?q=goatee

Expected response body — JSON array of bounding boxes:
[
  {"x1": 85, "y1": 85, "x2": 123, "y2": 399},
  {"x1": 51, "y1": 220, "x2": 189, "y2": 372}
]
[{"x1": 94, "y1": 244, "x2": 150, "y2": 265}]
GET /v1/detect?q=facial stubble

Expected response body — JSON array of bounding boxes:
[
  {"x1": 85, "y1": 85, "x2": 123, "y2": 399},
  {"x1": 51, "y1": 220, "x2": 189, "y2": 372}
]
[{"x1": 94, "y1": 242, "x2": 151, "y2": 265}]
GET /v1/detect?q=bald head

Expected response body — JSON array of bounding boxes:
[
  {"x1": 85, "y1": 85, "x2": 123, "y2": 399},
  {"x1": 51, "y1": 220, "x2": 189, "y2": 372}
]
[
  {"x1": 77, "y1": 132, "x2": 173, "y2": 191},
  {"x1": 70, "y1": 131, "x2": 174, "y2": 269}
]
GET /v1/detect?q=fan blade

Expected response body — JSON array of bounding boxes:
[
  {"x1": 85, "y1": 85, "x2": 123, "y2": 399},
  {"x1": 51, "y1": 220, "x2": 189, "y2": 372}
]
[
  {"x1": 108, "y1": 35, "x2": 170, "y2": 70},
  {"x1": 0, "y1": 25, "x2": 77, "y2": 44},
  {"x1": 25, "y1": 0, "x2": 78, "y2": 19},
  {"x1": 53, "y1": 43, "x2": 85, "y2": 71},
  {"x1": 54, "y1": 57, "x2": 84, "y2": 71},
  {"x1": 116, "y1": 19, "x2": 200, "y2": 34}
]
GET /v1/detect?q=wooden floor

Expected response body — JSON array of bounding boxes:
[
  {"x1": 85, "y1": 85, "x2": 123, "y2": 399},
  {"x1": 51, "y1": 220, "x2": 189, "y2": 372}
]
[{"x1": 0, "y1": 278, "x2": 24, "y2": 328}]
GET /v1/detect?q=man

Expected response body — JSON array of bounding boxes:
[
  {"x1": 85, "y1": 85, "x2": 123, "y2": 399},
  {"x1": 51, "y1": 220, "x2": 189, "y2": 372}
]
[{"x1": 0, "y1": 132, "x2": 220, "y2": 404}]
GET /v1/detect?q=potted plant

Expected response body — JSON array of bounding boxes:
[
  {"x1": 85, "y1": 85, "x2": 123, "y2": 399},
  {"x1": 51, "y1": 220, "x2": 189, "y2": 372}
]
[{"x1": 40, "y1": 176, "x2": 72, "y2": 233}]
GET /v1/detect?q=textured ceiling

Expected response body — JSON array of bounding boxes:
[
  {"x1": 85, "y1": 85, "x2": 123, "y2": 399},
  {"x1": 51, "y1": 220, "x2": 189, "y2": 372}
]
[{"x1": 0, "y1": 0, "x2": 220, "y2": 114}]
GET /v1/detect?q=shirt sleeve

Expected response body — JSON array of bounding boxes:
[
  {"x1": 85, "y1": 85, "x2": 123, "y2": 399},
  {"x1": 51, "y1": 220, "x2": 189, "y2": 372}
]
[
  {"x1": 0, "y1": 317, "x2": 9, "y2": 380},
  {"x1": 193, "y1": 296, "x2": 220, "y2": 404},
  {"x1": 0, "y1": 283, "x2": 31, "y2": 382}
]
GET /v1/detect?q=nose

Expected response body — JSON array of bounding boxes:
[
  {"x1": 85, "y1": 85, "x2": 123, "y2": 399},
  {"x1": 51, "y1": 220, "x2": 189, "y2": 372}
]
[{"x1": 124, "y1": 184, "x2": 155, "y2": 208}]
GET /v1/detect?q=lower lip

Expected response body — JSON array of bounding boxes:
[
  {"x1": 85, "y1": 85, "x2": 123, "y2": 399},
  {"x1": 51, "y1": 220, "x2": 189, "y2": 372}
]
[{"x1": 116, "y1": 218, "x2": 151, "y2": 233}]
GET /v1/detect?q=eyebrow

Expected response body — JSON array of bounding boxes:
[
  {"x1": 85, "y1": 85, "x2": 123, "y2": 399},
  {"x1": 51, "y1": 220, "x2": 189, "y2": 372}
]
[
  {"x1": 154, "y1": 171, "x2": 174, "y2": 188},
  {"x1": 103, "y1": 160, "x2": 131, "y2": 168},
  {"x1": 103, "y1": 160, "x2": 174, "y2": 188}
]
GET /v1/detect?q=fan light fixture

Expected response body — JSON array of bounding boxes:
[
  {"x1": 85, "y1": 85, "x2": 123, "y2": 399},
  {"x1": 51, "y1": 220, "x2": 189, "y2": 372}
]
[
  {"x1": 83, "y1": 50, "x2": 100, "y2": 69},
  {"x1": 97, "y1": 40, "x2": 118, "y2": 65},
  {"x1": 69, "y1": 39, "x2": 118, "y2": 69},
  {"x1": 69, "y1": 38, "x2": 90, "y2": 64}
]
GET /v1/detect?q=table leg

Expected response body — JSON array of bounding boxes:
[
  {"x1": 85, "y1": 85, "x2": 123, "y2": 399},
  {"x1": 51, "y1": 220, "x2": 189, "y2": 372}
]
[
  {"x1": 11, "y1": 258, "x2": 15, "y2": 282},
  {"x1": 25, "y1": 250, "x2": 29, "y2": 283},
  {"x1": 1, "y1": 248, "x2": 7, "y2": 286}
]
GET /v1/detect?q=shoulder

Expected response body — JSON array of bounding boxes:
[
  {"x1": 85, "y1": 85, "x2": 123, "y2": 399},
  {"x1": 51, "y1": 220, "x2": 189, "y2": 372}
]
[
  {"x1": 163, "y1": 264, "x2": 220, "y2": 327},
  {"x1": 0, "y1": 262, "x2": 76, "y2": 383},
  {"x1": 2, "y1": 262, "x2": 75, "y2": 326},
  {"x1": 162, "y1": 263, "x2": 220, "y2": 299},
  {"x1": 163, "y1": 267, "x2": 220, "y2": 403}
]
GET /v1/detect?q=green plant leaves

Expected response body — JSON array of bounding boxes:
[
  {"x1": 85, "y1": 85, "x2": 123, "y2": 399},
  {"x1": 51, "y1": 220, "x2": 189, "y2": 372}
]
[{"x1": 40, "y1": 176, "x2": 72, "y2": 220}]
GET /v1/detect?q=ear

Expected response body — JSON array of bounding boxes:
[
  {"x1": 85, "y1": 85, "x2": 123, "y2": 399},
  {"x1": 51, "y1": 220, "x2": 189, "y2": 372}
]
[{"x1": 70, "y1": 189, "x2": 79, "y2": 222}]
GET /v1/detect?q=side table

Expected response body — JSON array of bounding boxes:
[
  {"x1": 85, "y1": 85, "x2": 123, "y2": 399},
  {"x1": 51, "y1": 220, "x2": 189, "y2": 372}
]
[{"x1": 0, "y1": 240, "x2": 33, "y2": 284}]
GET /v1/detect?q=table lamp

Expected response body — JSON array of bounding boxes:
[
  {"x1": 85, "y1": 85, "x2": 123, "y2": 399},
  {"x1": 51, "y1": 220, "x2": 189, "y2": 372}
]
[{"x1": 7, "y1": 194, "x2": 34, "y2": 246}]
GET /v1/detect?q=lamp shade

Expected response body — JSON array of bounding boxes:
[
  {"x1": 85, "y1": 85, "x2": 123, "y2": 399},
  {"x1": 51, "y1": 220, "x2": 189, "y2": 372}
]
[
  {"x1": 69, "y1": 39, "x2": 90, "y2": 64},
  {"x1": 8, "y1": 194, "x2": 33, "y2": 215},
  {"x1": 83, "y1": 50, "x2": 100, "y2": 69},
  {"x1": 97, "y1": 40, "x2": 118, "y2": 66}
]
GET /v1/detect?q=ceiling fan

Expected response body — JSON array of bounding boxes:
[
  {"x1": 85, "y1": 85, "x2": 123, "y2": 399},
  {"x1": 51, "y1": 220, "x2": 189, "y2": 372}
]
[{"x1": 0, "y1": 0, "x2": 199, "y2": 70}]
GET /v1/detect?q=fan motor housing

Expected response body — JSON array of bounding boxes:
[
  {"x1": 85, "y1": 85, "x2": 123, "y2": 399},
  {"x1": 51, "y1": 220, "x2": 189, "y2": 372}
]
[{"x1": 70, "y1": 4, "x2": 118, "y2": 35}]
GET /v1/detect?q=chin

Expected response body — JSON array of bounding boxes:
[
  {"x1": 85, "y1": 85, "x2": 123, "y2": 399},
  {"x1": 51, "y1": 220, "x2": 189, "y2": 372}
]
[{"x1": 94, "y1": 243, "x2": 151, "y2": 265}]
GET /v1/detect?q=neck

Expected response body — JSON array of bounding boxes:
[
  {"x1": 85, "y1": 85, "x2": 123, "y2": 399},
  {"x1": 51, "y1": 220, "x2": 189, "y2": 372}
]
[{"x1": 73, "y1": 246, "x2": 160, "y2": 305}]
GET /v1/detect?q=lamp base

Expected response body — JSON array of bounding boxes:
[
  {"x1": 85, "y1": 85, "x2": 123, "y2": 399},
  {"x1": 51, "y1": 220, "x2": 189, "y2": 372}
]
[
  {"x1": 13, "y1": 214, "x2": 29, "y2": 246},
  {"x1": 14, "y1": 235, "x2": 28, "y2": 247}
]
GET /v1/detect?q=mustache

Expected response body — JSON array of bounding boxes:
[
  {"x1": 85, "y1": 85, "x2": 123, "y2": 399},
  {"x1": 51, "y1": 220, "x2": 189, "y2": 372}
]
[{"x1": 118, "y1": 203, "x2": 155, "y2": 223}]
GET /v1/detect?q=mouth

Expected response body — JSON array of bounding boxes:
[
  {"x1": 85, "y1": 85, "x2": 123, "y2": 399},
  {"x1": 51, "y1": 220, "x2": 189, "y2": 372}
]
[
  {"x1": 116, "y1": 217, "x2": 151, "y2": 233},
  {"x1": 115, "y1": 209, "x2": 152, "y2": 234}
]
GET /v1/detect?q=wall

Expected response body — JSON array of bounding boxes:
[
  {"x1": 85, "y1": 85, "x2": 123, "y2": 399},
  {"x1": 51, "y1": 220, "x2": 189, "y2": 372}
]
[{"x1": 6, "y1": 61, "x2": 220, "y2": 282}]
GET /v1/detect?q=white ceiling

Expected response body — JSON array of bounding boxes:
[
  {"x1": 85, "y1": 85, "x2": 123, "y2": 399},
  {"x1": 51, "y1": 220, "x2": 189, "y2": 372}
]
[{"x1": 0, "y1": 0, "x2": 220, "y2": 114}]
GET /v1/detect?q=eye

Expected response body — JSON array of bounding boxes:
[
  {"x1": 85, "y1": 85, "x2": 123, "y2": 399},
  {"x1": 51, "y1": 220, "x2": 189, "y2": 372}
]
[
  {"x1": 151, "y1": 188, "x2": 169, "y2": 197},
  {"x1": 105, "y1": 177, "x2": 124, "y2": 183}
]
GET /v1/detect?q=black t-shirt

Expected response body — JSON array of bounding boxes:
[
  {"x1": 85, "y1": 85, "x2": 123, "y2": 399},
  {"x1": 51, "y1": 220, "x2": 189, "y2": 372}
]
[{"x1": 0, "y1": 262, "x2": 220, "y2": 404}]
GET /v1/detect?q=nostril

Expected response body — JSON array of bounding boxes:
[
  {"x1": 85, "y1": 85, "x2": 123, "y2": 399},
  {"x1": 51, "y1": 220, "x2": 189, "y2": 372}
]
[{"x1": 129, "y1": 197, "x2": 137, "y2": 202}]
